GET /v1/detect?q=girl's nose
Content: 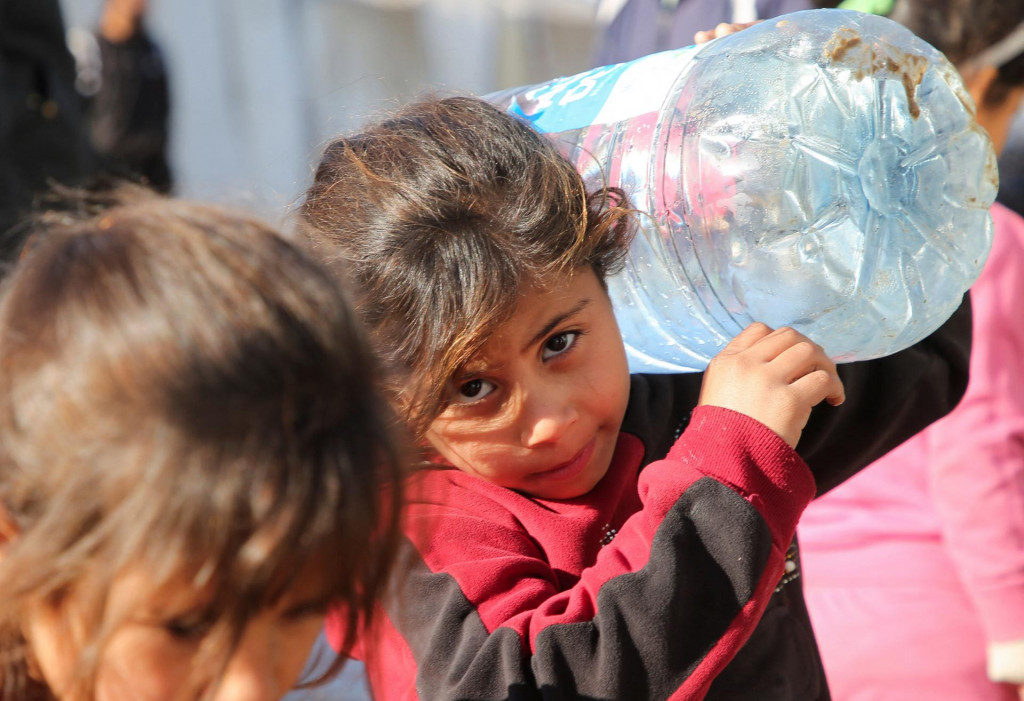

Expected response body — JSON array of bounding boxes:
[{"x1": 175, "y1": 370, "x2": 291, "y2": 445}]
[
  {"x1": 213, "y1": 630, "x2": 280, "y2": 701},
  {"x1": 521, "y1": 389, "x2": 578, "y2": 448}
]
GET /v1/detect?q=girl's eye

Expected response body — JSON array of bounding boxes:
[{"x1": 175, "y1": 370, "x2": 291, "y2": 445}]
[
  {"x1": 542, "y1": 331, "x2": 579, "y2": 360},
  {"x1": 284, "y1": 600, "x2": 330, "y2": 622},
  {"x1": 163, "y1": 614, "x2": 213, "y2": 641},
  {"x1": 453, "y1": 378, "x2": 496, "y2": 404}
]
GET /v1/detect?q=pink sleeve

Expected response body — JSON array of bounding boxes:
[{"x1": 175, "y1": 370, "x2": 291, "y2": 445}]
[{"x1": 927, "y1": 205, "x2": 1024, "y2": 664}]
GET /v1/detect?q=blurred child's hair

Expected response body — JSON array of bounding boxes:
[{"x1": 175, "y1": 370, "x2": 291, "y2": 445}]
[
  {"x1": 0, "y1": 187, "x2": 406, "y2": 699},
  {"x1": 301, "y1": 95, "x2": 635, "y2": 438},
  {"x1": 890, "y1": 0, "x2": 1024, "y2": 105}
]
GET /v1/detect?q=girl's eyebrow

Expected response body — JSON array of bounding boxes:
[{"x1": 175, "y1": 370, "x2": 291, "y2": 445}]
[
  {"x1": 523, "y1": 298, "x2": 591, "y2": 352},
  {"x1": 455, "y1": 298, "x2": 594, "y2": 381}
]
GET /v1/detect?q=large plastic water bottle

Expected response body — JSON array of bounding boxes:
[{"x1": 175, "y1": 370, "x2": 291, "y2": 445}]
[{"x1": 488, "y1": 9, "x2": 996, "y2": 373}]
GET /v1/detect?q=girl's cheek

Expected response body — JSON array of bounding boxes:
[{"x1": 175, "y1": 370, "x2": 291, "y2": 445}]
[{"x1": 24, "y1": 598, "x2": 95, "y2": 701}]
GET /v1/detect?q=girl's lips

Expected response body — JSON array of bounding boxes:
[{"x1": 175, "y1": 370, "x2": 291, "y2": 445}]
[{"x1": 530, "y1": 438, "x2": 596, "y2": 484}]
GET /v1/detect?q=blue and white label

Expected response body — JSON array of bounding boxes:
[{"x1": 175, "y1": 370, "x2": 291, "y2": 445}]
[{"x1": 509, "y1": 47, "x2": 700, "y2": 133}]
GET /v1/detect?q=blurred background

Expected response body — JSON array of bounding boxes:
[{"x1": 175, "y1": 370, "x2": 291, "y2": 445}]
[{"x1": 58, "y1": 0, "x2": 607, "y2": 222}]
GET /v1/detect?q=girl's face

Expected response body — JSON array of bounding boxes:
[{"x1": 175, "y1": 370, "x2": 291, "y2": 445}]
[
  {"x1": 426, "y1": 268, "x2": 631, "y2": 500},
  {"x1": 26, "y1": 565, "x2": 329, "y2": 701}
]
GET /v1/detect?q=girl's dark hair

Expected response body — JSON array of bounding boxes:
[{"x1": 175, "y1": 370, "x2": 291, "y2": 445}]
[
  {"x1": 0, "y1": 187, "x2": 406, "y2": 699},
  {"x1": 890, "y1": 0, "x2": 1024, "y2": 105},
  {"x1": 301, "y1": 95, "x2": 635, "y2": 437}
]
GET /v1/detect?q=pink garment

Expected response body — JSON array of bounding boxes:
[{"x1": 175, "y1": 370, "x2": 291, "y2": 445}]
[{"x1": 798, "y1": 202, "x2": 1024, "y2": 701}]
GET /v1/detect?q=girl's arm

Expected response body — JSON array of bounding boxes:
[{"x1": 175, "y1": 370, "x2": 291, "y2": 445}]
[{"x1": 645, "y1": 294, "x2": 971, "y2": 495}]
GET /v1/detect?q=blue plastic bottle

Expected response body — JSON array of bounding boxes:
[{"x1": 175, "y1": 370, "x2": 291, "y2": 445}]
[{"x1": 488, "y1": 9, "x2": 996, "y2": 372}]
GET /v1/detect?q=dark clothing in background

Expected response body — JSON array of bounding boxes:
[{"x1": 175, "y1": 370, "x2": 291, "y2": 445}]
[
  {"x1": 88, "y1": 29, "x2": 172, "y2": 193},
  {"x1": 0, "y1": 0, "x2": 95, "y2": 262}
]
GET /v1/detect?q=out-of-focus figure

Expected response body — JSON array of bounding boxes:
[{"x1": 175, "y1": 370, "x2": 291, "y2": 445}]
[
  {"x1": 0, "y1": 0, "x2": 95, "y2": 265},
  {"x1": 69, "y1": 0, "x2": 173, "y2": 193},
  {"x1": 593, "y1": 0, "x2": 843, "y2": 66}
]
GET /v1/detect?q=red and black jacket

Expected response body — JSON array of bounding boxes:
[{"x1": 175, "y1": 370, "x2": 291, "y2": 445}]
[{"x1": 327, "y1": 294, "x2": 971, "y2": 701}]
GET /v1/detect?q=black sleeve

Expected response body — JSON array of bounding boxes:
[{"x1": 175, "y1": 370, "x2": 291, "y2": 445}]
[{"x1": 627, "y1": 292, "x2": 973, "y2": 496}]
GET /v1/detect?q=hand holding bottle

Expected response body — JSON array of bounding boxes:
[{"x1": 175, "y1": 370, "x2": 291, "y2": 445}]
[{"x1": 698, "y1": 323, "x2": 845, "y2": 449}]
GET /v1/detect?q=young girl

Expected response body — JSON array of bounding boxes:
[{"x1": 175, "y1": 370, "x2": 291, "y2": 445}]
[
  {"x1": 0, "y1": 188, "x2": 406, "y2": 701},
  {"x1": 301, "y1": 95, "x2": 971, "y2": 700}
]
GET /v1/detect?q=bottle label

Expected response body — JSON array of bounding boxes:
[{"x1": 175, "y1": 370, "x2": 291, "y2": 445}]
[{"x1": 509, "y1": 47, "x2": 699, "y2": 133}]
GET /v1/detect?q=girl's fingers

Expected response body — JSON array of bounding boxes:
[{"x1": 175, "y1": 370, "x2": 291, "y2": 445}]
[
  {"x1": 694, "y1": 20, "x2": 760, "y2": 44},
  {"x1": 770, "y1": 333, "x2": 846, "y2": 406},
  {"x1": 790, "y1": 367, "x2": 846, "y2": 408},
  {"x1": 703, "y1": 323, "x2": 844, "y2": 448},
  {"x1": 719, "y1": 321, "x2": 775, "y2": 354},
  {"x1": 726, "y1": 324, "x2": 824, "y2": 364}
]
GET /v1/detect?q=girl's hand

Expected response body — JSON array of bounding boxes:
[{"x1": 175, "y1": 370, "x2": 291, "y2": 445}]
[
  {"x1": 694, "y1": 20, "x2": 760, "y2": 44},
  {"x1": 698, "y1": 323, "x2": 845, "y2": 448}
]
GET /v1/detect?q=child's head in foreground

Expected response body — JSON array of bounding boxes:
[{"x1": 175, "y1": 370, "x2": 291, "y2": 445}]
[
  {"x1": 0, "y1": 189, "x2": 406, "y2": 701},
  {"x1": 301, "y1": 95, "x2": 636, "y2": 500}
]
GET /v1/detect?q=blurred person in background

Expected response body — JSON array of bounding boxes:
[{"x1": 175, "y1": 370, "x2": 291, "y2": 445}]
[
  {"x1": 593, "y1": 0, "x2": 846, "y2": 66},
  {"x1": 69, "y1": 0, "x2": 173, "y2": 193},
  {"x1": 0, "y1": 0, "x2": 95, "y2": 265},
  {"x1": 1, "y1": 0, "x2": 171, "y2": 270},
  {"x1": 798, "y1": 1, "x2": 1024, "y2": 699}
]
